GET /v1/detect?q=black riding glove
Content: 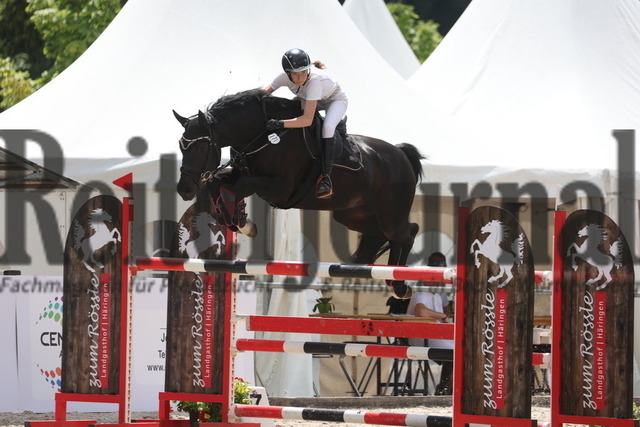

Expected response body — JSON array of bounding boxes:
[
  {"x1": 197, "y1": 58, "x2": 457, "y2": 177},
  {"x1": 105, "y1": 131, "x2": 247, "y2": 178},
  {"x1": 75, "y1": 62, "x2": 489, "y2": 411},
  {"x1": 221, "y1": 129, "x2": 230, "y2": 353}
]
[{"x1": 266, "y1": 119, "x2": 284, "y2": 132}]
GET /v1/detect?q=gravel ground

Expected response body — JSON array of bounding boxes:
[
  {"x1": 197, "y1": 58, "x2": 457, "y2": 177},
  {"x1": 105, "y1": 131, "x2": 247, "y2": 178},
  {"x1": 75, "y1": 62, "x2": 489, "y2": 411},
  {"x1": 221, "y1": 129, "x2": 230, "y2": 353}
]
[{"x1": 0, "y1": 398, "x2": 582, "y2": 427}]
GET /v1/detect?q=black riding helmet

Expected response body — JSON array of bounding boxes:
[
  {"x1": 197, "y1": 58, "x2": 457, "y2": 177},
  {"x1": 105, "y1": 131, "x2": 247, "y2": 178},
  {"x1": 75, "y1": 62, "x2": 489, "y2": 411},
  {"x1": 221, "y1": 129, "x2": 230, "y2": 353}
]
[{"x1": 281, "y1": 48, "x2": 311, "y2": 73}]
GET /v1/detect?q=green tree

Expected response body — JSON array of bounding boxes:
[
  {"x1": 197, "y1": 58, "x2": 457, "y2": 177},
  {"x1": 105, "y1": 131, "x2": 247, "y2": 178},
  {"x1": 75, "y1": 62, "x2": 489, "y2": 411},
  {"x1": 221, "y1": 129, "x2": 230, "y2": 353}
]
[
  {"x1": 387, "y1": 3, "x2": 443, "y2": 63},
  {"x1": 0, "y1": 0, "x2": 50, "y2": 76},
  {"x1": 0, "y1": 0, "x2": 122, "y2": 111},
  {"x1": 26, "y1": 0, "x2": 122, "y2": 82},
  {"x1": 0, "y1": 56, "x2": 36, "y2": 109}
]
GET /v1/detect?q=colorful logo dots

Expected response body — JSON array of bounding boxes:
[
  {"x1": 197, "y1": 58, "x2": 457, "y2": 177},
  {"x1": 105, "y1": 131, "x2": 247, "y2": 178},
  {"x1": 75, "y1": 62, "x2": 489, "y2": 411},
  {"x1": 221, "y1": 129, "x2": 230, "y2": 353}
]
[
  {"x1": 37, "y1": 296, "x2": 63, "y2": 325},
  {"x1": 38, "y1": 365, "x2": 62, "y2": 391}
]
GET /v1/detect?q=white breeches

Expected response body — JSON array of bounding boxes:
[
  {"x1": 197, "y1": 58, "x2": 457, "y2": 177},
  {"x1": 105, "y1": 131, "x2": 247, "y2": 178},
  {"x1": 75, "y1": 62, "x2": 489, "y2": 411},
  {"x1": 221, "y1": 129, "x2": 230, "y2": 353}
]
[{"x1": 321, "y1": 98, "x2": 348, "y2": 138}]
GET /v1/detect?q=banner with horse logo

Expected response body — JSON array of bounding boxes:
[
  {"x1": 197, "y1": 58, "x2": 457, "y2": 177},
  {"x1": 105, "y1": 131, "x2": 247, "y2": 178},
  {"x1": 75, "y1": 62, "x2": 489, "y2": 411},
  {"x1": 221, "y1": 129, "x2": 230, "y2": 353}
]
[
  {"x1": 165, "y1": 199, "x2": 230, "y2": 394},
  {"x1": 62, "y1": 195, "x2": 122, "y2": 394},
  {"x1": 463, "y1": 206, "x2": 534, "y2": 419},
  {"x1": 559, "y1": 210, "x2": 634, "y2": 419}
]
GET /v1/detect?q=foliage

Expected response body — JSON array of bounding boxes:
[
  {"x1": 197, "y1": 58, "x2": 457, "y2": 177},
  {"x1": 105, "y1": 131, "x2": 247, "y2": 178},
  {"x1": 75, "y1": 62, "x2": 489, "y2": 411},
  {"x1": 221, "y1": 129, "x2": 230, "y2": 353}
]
[
  {"x1": 25, "y1": 0, "x2": 121, "y2": 82},
  {"x1": 0, "y1": 56, "x2": 36, "y2": 110},
  {"x1": 387, "y1": 3, "x2": 443, "y2": 63},
  {"x1": 174, "y1": 377, "x2": 256, "y2": 423},
  {"x1": 0, "y1": 0, "x2": 50, "y2": 76},
  {"x1": 0, "y1": 0, "x2": 121, "y2": 111}
]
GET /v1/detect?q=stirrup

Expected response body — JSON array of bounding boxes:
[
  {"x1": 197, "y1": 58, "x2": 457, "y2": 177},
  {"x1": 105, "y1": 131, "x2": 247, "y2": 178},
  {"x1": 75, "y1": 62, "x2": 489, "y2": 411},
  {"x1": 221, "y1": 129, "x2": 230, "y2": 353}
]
[{"x1": 316, "y1": 174, "x2": 333, "y2": 199}]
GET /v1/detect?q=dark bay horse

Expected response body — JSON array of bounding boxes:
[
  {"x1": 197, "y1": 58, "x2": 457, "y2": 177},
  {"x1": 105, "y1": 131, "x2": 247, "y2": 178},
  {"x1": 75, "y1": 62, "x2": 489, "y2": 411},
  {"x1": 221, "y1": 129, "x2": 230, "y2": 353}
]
[{"x1": 174, "y1": 88, "x2": 424, "y2": 298}]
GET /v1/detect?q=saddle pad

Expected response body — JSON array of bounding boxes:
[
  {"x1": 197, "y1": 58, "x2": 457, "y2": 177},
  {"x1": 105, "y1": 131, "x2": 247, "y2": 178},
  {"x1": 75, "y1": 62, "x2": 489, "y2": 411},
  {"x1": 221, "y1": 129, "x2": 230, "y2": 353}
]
[{"x1": 334, "y1": 136, "x2": 363, "y2": 172}]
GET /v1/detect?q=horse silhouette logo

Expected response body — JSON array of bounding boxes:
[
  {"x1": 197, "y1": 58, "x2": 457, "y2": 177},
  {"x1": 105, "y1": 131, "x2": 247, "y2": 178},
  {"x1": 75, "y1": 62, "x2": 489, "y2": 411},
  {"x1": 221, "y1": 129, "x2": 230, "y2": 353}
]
[
  {"x1": 73, "y1": 208, "x2": 121, "y2": 273},
  {"x1": 470, "y1": 219, "x2": 525, "y2": 288},
  {"x1": 178, "y1": 212, "x2": 226, "y2": 259},
  {"x1": 566, "y1": 223, "x2": 623, "y2": 291}
]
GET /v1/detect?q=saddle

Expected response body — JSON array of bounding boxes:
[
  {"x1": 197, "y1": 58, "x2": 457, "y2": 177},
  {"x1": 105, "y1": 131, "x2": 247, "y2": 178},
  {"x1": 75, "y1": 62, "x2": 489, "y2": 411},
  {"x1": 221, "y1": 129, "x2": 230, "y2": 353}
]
[{"x1": 305, "y1": 114, "x2": 363, "y2": 172}]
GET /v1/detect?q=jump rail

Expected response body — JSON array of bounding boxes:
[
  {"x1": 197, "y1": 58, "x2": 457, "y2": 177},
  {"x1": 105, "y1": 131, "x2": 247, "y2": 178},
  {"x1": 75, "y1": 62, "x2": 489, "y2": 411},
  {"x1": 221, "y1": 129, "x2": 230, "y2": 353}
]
[
  {"x1": 135, "y1": 257, "x2": 457, "y2": 282},
  {"x1": 235, "y1": 338, "x2": 551, "y2": 367},
  {"x1": 233, "y1": 404, "x2": 453, "y2": 427},
  {"x1": 135, "y1": 256, "x2": 552, "y2": 285},
  {"x1": 235, "y1": 338, "x2": 453, "y2": 361}
]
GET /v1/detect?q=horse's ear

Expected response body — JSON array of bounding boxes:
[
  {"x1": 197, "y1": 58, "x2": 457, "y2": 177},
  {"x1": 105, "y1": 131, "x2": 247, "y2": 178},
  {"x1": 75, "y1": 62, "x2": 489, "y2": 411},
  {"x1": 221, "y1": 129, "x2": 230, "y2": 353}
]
[
  {"x1": 198, "y1": 110, "x2": 209, "y2": 127},
  {"x1": 173, "y1": 110, "x2": 189, "y2": 127}
]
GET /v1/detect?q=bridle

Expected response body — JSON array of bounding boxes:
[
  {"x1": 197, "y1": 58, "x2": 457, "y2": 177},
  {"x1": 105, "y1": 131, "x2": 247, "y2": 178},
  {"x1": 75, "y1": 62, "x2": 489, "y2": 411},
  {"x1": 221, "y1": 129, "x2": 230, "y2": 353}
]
[
  {"x1": 179, "y1": 97, "x2": 290, "y2": 182},
  {"x1": 179, "y1": 133, "x2": 222, "y2": 183}
]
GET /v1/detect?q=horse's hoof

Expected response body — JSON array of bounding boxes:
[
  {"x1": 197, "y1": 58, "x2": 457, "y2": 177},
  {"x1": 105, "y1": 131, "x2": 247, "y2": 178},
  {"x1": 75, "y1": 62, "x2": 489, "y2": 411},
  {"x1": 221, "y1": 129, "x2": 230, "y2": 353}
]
[{"x1": 239, "y1": 220, "x2": 257, "y2": 238}]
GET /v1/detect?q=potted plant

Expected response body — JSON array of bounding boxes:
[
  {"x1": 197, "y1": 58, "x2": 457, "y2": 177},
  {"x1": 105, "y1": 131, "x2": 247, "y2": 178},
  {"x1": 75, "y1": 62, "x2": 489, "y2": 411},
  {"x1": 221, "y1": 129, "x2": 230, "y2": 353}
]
[
  {"x1": 312, "y1": 297, "x2": 335, "y2": 314},
  {"x1": 174, "y1": 377, "x2": 258, "y2": 423}
]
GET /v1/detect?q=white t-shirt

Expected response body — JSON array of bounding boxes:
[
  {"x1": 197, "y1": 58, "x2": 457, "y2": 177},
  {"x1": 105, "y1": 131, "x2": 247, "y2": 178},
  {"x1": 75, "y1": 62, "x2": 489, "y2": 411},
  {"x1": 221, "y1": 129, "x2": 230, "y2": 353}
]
[
  {"x1": 269, "y1": 69, "x2": 347, "y2": 109},
  {"x1": 407, "y1": 292, "x2": 454, "y2": 349}
]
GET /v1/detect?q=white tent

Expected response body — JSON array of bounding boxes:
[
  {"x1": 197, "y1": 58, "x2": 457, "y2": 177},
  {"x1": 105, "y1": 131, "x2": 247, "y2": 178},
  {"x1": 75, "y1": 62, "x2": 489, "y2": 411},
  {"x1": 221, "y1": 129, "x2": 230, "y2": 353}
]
[
  {"x1": 343, "y1": 0, "x2": 420, "y2": 79},
  {"x1": 409, "y1": 0, "x2": 640, "y2": 174},
  {"x1": 409, "y1": 0, "x2": 640, "y2": 393},
  {"x1": 0, "y1": 0, "x2": 443, "y2": 166},
  {"x1": 407, "y1": 0, "x2": 640, "y2": 268}
]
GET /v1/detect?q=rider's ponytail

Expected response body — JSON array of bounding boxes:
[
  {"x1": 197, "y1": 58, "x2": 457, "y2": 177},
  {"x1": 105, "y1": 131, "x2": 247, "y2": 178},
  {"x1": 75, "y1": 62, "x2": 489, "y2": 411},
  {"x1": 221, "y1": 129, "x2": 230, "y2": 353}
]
[{"x1": 313, "y1": 61, "x2": 326, "y2": 69}]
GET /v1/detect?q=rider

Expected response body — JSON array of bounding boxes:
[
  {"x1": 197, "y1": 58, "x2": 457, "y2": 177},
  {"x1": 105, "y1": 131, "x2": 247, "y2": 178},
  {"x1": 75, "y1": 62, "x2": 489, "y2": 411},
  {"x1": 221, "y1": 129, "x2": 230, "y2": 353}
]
[{"x1": 263, "y1": 48, "x2": 348, "y2": 199}]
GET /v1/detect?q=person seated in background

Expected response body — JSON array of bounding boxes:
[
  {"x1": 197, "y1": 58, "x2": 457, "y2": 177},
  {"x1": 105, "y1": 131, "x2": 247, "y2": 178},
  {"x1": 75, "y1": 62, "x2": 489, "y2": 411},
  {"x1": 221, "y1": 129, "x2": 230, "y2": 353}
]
[
  {"x1": 386, "y1": 295, "x2": 410, "y2": 315},
  {"x1": 425, "y1": 252, "x2": 453, "y2": 320},
  {"x1": 405, "y1": 252, "x2": 454, "y2": 395}
]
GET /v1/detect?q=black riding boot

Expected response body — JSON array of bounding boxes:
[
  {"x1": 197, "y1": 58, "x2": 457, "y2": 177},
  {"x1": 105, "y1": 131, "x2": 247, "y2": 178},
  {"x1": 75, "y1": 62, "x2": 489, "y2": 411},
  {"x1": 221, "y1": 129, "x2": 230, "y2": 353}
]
[{"x1": 316, "y1": 136, "x2": 335, "y2": 199}]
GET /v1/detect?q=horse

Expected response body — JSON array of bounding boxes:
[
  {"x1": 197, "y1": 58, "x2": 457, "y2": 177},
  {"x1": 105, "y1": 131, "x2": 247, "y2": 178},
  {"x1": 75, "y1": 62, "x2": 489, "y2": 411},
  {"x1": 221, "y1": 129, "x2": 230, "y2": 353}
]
[
  {"x1": 173, "y1": 88, "x2": 425, "y2": 298},
  {"x1": 73, "y1": 208, "x2": 121, "y2": 273},
  {"x1": 566, "y1": 223, "x2": 623, "y2": 290},
  {"x1": 178, "y1": 212, "x2": 226, "y2": 258},
  {"x1": 469, "y1": 219, "x2": 524, "y2": 288}
]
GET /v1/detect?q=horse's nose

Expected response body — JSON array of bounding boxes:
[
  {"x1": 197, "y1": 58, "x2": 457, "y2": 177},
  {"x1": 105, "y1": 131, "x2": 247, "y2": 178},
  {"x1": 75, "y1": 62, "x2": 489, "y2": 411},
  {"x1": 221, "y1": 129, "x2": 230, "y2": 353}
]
[{"x1": 177, "y1": 183, "x2": 196, "y2": 201}]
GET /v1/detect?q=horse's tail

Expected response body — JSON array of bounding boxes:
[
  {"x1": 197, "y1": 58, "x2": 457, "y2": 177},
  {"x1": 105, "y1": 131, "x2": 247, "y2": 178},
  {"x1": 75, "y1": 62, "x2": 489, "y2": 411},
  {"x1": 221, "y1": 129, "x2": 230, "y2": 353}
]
[
  {"x1": 513, "y1": 233, "x2": 525, "y2": 265},
  {"x1": 611, "y1": 238, "x2": 624, "y2": 267},
  {"x1": 72, "y1": 220, "x2": 85, "y2": 249},
  {"x1": 397, "y1": 143, "x2": 425, "y2": 184}
]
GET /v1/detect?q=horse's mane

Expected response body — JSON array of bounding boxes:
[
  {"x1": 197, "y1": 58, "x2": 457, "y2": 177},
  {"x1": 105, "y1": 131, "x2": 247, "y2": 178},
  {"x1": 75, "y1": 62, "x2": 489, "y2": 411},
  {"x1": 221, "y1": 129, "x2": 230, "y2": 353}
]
[
  {"x1": 206, "y1": 88, "x2": 301, "y2": 124},
  {"x1": 586, "y1": 223, "x2": 606, "y2": 241},
  {"x1": 487, "y1": 220, "x2": 509, "y2": 241}
]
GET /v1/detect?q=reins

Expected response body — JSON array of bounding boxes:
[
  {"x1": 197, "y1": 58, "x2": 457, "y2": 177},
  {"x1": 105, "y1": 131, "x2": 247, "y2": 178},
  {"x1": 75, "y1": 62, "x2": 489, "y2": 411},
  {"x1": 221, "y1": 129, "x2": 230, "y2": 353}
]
[{"x1": 183, "y1": 95, "x2": 289, "y2": 182}]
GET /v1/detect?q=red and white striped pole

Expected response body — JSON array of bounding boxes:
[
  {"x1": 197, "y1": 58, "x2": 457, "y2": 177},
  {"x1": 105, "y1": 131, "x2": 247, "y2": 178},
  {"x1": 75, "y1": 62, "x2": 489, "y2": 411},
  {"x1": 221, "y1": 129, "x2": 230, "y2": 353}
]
[
  {"x1": 236, "y1": 338, "x2": 551, "y2": 367},
  {"x1": 235, "y1": 338, "x2": 453, "y2": 361},
  {"x1": 135, "y1": 256, "x2": 551, "y2": 285},
  {"x1": 135, "y1": 257, "x2": 456, "y2": 282},
  {"x1": 233, "y1": 404, "x2": 453, "y2": 427}
]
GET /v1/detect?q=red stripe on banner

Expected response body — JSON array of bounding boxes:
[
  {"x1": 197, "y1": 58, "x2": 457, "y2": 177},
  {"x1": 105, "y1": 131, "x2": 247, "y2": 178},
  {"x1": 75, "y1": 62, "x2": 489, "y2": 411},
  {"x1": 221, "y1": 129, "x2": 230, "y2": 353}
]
[
  {"x1": 494, "y1": 287, "x2": 508, "y2": 410},
  {"x1": 392, "y1": 266, "x2": 449, "y2": 282},
  {"x1": 99, "y1": 274, "x2": 111, "y2": 389},
  {"x1": 236, "y1": 339, "x2": 286, "y2": 353},
  {"x1": 594, "y1": 290, "x2": 607, "y2": 409},
  {"x1": 203, "y1": 276, "x2": 215, "y2": 388},
  {"x1": 265, "y1": 261, "x2": 310, "y2": 277},
  {"x1": 363, "y1": 411, "x2": 407, "y2": 425}
]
